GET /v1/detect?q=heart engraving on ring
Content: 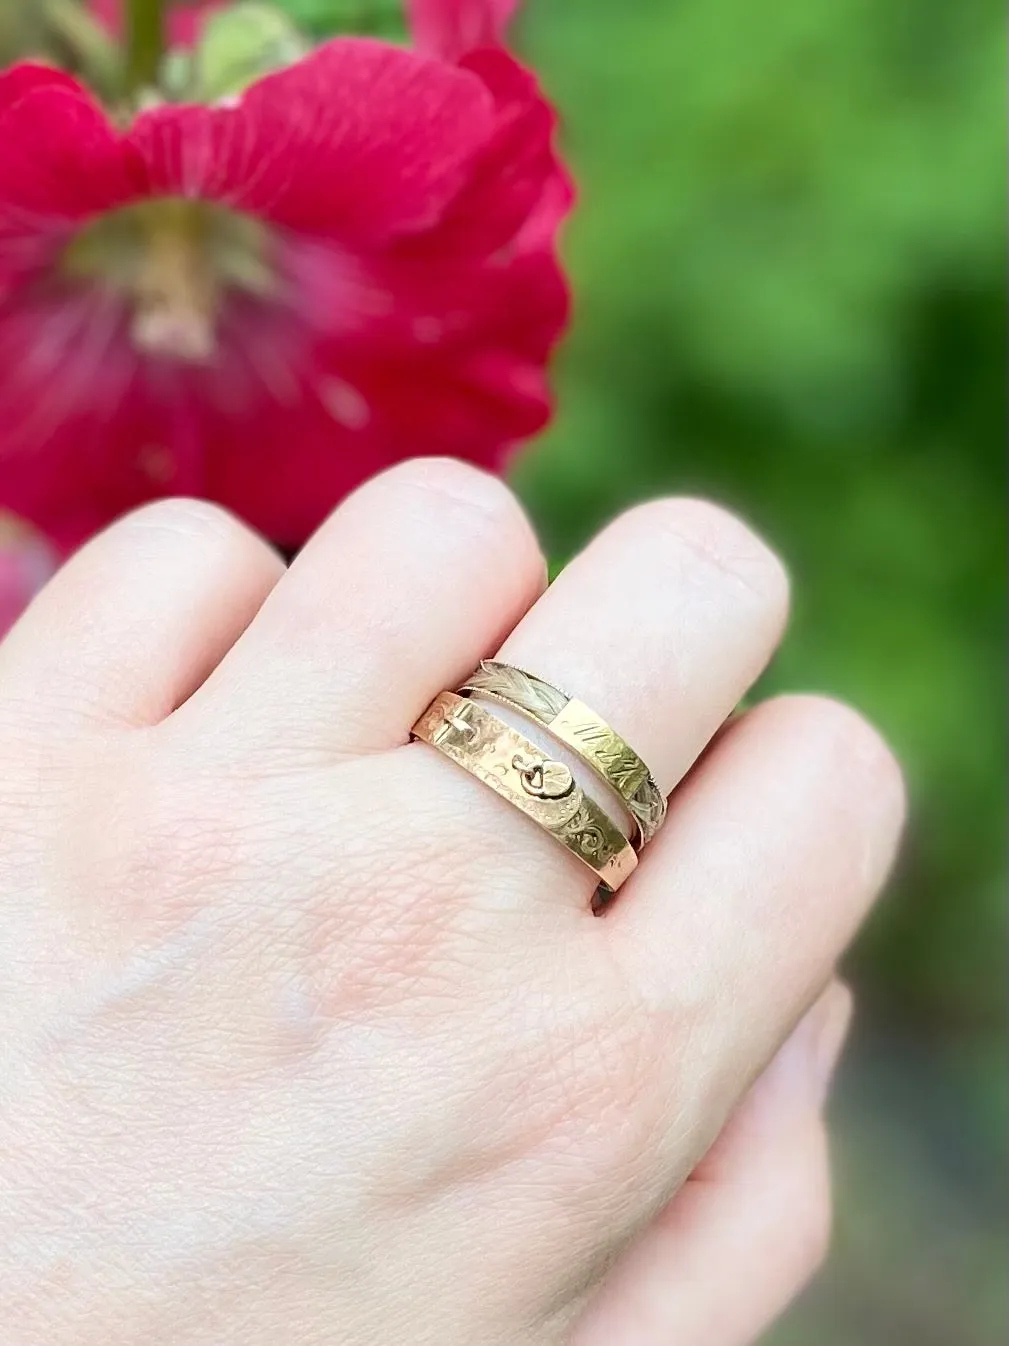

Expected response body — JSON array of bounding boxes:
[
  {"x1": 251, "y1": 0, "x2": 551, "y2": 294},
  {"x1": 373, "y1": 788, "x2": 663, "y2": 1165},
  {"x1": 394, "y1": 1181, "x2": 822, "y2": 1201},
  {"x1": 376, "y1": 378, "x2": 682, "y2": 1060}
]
[{"x1": 512, "y1": 753, "x2": 575, "y2": 801}]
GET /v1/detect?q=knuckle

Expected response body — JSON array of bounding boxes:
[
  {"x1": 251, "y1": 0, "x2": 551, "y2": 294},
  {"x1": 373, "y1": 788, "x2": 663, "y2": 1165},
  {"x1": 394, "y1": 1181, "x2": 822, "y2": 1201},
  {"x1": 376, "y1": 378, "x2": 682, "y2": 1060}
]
[
  {"x1": 116, "y1": 498, "x2": 275, "y2": 569},
  {"x1": 345, "y1": 459, "x2": 546, "y2": 601},
  {"x1": 380, "y1": 456, "x2": 532, "y2": 532},
  {"x1": 773, "y1": 694, "x2": 907, "y2": 828},
  {"x1": 616, "y1": 497, "x2": 790, "y2": 619},
  {"x1": 120, "y1": 495, "x2": 242, "y2": 539}
]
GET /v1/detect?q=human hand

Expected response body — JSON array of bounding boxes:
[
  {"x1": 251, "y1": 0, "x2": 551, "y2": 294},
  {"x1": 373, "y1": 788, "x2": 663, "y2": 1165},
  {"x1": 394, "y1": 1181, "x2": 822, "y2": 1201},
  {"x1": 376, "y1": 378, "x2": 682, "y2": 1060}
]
[{"x1": 0, "y1": 460, "x2": 904, "y2": 1345}]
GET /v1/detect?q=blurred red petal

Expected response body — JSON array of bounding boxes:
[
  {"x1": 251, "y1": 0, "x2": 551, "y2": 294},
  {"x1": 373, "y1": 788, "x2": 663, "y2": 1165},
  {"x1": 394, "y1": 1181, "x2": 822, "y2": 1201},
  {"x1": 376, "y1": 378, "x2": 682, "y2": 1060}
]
[
  {"x1": 0, "y1": 66, "x2": 139, "y2": 248},
  {"x1": 0, "y1": 20, "x2": 573, "y2": 553},
  {"x1": 130, "y1": 40, "x2": 496, "y2": 244},
  {"x1": 409, "y1": 0, "x2": 520, "y2": 59}
]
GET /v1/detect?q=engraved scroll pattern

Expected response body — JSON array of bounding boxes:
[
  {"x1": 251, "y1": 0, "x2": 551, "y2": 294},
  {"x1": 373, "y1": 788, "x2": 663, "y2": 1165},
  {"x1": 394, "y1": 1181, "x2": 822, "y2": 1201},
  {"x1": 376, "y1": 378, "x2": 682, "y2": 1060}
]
[{"x1": 414, "y1": 694, "x2": 636, "y2": 889}]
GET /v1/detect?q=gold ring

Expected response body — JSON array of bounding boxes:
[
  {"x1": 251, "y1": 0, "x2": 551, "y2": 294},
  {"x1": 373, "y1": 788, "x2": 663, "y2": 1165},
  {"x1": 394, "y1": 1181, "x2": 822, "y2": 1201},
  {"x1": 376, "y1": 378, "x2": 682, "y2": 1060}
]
[
  {"x1": 460, "y1": 662, "x2": 667, "y2": 846},
  {"x1": 412, "y1": 692, "x2": 638, "y2": 894}
]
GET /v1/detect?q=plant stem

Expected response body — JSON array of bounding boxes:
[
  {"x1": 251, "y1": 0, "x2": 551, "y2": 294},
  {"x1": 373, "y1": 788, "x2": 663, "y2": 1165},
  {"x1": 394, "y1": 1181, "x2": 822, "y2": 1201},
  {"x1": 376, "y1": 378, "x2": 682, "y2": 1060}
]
[
  {"x1": 44, "y1": 0, "x2": 123, "y2": 100},
  {"x1": 125, "y1": 0, "x2": 166, "y2": 94}
]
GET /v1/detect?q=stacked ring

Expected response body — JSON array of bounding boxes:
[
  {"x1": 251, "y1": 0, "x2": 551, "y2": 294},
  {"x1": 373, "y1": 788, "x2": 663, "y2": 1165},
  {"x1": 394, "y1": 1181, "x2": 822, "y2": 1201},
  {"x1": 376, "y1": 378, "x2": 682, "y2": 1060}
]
[
  {"x1": 413, "y1": 692, "x2": 638, "y2": 894},
  {"x1": 412, "y1": 665, "x2": 667, "y2": 900},
  {"x1": 461, "y1": 661, "x2": 667, "y2": 846}
]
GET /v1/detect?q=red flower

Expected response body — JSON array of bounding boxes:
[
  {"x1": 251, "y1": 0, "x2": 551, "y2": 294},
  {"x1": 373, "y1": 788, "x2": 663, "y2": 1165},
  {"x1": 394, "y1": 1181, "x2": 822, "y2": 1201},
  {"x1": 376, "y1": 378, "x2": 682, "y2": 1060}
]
[
  {"x1": 0, "y1": 2, "x2": 571, "y2": 552},
  {"x1": 412, "y1": 0, "x2": 520, "y2": 59},
  {"x1": 90, "y1": 1, "x2": 224, "y2": 48}
]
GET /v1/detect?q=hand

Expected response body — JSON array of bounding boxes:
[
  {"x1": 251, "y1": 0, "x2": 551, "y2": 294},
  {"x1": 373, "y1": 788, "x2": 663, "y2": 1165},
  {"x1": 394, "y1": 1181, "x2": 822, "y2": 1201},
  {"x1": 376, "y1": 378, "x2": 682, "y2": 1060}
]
[{"x1": 0, "y1": 461, "x2": 904, "y2": 1346}]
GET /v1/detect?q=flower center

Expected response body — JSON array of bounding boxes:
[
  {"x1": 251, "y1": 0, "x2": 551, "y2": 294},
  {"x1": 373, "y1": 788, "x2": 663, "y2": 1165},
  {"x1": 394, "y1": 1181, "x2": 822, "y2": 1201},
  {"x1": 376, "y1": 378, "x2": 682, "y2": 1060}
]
[{"x1": 60, "y1": 198, "x2": 278, "y2": 363}]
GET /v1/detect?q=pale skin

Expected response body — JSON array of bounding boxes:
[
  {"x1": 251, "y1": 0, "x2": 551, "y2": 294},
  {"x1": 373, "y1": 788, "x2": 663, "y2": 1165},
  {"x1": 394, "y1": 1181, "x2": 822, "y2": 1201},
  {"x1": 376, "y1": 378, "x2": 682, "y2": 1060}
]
[{"x1": 0, "y1": 459, "x2": 905, "y2": 1346}]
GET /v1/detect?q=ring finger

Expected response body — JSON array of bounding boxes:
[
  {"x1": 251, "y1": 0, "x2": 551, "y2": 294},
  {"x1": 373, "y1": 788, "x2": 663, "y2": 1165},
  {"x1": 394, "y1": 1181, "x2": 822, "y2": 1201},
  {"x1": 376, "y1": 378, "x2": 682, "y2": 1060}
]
[
  {"x1": 448, "y1": 496, "x2": 791, "y2": 904},
  {"x1": 499, "y1": 496, "x2": 789, "y2": 798}
]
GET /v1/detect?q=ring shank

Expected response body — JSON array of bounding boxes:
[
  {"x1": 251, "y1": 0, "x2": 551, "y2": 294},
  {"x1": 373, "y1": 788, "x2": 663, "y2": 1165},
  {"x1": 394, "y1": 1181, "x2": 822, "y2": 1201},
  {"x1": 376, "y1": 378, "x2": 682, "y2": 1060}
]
[
  {"x1": 461, "y1": 662, "x2": 667, "y2": 845},
  {"x1": 412, "y1": 692, "x2": 638, "y2": 893}
]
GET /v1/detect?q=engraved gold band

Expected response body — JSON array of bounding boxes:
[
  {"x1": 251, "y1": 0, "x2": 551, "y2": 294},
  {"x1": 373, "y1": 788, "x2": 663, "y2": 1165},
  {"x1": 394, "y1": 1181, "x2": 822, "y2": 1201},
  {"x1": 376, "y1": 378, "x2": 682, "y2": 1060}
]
[
  {"x1": 412, "y1": 692, "x2": 638, "y2": 893},
  {"x1": 460, "y1": 662, "x2": 667, "y2": 846}
]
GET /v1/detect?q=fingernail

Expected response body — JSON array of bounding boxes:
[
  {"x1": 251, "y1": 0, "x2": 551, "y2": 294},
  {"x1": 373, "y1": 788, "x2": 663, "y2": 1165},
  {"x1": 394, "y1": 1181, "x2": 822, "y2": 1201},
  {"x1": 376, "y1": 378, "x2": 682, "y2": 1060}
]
[
  {"x1": 810, "y1": 982, "x2": 854, "y2": 1108},
  {"x1": 766, "y1": 982, "x2": 854, "y2": 1113}
]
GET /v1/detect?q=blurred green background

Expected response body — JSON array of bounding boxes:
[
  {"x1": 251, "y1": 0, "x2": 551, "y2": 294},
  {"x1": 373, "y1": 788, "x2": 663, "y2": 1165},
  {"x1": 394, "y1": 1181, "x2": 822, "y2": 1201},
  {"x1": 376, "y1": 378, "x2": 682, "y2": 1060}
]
[
  {"x1": 514, "y1": 2, "x2": 1006, "y2": 1341},
  {"x1": 511, "y1": 3, "x2": 1006, "y2": 1341},
  {"x1": 279, "y1": 1, "x2": 1006, "y2": 1340},
  {"x1": 514, "y1": 0, "x2": 1006, "y2": 1020}
]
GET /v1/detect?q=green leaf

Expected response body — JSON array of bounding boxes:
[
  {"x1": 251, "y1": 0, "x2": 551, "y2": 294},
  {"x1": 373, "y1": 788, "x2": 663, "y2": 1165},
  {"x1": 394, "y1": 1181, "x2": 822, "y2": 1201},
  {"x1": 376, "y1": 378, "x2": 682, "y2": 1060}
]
[
  {"x1": 195, "y1": 1, "x2": 310, "y2": 99},
  {"x1": 269, "y1": 0, "x2": 407, "y2": 42},
  {"x1": 513, "y1": 0, "x2": 1005, "y2": 1031}
]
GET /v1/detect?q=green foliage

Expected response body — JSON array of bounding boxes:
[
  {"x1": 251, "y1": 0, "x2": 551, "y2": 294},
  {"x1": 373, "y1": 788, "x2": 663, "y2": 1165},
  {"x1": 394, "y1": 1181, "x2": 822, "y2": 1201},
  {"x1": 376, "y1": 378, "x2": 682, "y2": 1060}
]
[
  {"x1": 510, "y1": 0, "x2": 1004, "y2": 1024},
  {"x1": 244, "y1": 0, "x2": 1006, "y2": 1026},
  {"x1": 195, "y1": 3, "x2": 308, "y2": 96},
  {"x1": 271, "y1": 0, "x2": 406, "y2": 41}
]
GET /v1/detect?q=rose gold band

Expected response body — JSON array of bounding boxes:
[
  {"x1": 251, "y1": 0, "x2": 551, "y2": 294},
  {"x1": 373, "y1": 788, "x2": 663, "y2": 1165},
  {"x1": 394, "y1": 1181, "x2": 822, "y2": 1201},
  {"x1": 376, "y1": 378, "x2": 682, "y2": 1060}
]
[{"x1": 412, "y1": 692, "x2": 638, "y2": 894}]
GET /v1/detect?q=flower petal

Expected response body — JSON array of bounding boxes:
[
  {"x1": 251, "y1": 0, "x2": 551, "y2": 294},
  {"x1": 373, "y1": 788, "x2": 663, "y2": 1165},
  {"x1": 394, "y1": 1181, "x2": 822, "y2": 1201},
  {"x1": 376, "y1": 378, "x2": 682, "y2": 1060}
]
[
  {"x1": 0, "y1": 22, "x2": 573, "y2": 557},
  {"x1": 0, "y1": 295, "x2": 156, "y2": 552},
  {"x1": 0, "y1": 64, "x2": 83, "y2": 105},
  {"x1": 458, "y1": 48, "x2": 575, "y2": 255},
  {"x1": 129, "y1": 39, "x2": 497, "y2": 245},
  {"x1": 409, "y1": 0, "x2": 520, "y2": 59},
  {"x1": 0, "y1": 65, "x2": 138, "y2": 270},
  {"x1": 198, "y1": 248, "x2": 567, "y2": 547}
]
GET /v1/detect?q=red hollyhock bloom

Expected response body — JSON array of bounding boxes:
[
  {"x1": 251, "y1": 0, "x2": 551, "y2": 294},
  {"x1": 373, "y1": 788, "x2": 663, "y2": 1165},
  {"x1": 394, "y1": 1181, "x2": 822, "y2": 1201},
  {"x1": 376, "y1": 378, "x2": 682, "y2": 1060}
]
[
  {"x1": 91, "y1": 0, "x2": 224, "y2": 48},
  {"x1": 412, "y1": 0, "x2": 520, "y2": 59},
  {"x1": 0, "y1": 1, "x2": 571, "y2": 552}
]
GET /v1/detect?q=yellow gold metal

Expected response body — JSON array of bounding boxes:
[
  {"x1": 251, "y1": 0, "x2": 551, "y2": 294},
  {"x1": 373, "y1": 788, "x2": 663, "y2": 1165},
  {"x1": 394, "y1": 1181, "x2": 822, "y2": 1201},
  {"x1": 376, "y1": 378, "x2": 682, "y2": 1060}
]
[
  {"x1": 460, "y1": 662, "x2": 667, "y2": 846},
  {"x1": 412, "y1": 692, "x2": 638, "y2": 893}
]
